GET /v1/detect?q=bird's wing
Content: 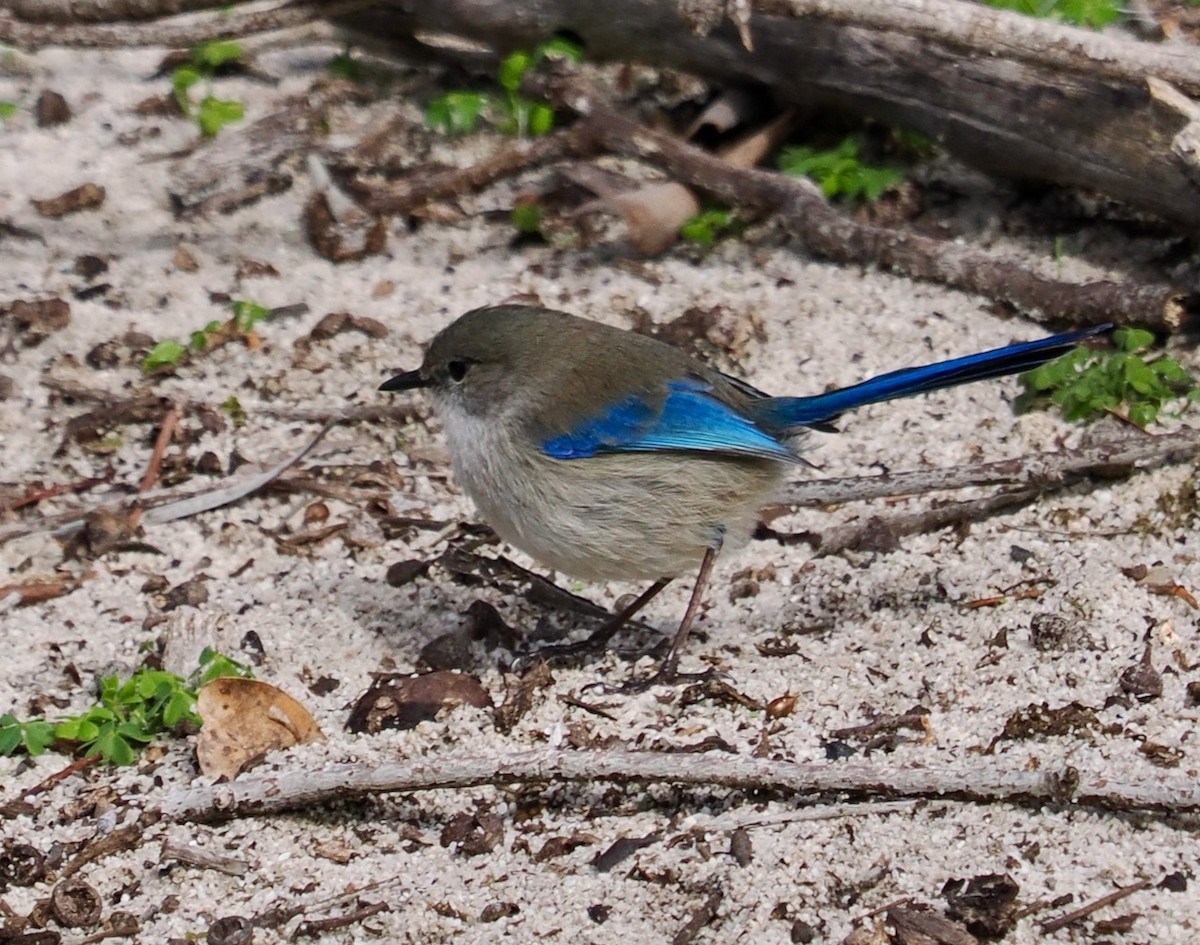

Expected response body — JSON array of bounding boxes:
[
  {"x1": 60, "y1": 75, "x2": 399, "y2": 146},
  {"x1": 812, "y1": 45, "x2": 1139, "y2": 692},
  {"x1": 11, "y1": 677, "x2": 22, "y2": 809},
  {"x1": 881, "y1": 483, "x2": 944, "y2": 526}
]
[{"x1": 540, "y1": 379, "x2": 794, "y2": 461}]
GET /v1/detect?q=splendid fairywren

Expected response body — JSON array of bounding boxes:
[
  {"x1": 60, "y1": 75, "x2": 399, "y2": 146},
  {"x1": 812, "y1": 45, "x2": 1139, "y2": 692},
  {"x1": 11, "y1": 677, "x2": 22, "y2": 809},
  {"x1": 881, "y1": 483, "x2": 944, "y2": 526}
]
[{"x1": 382, "y1": 304, "x2": 1105, "y2": 685}]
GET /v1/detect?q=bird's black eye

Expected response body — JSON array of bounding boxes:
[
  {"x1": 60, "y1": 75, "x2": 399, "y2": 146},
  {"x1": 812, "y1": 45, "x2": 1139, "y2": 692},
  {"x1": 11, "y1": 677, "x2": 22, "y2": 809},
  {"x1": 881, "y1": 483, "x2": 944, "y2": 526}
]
[{"x1": 446, "y1": 358, "x2": 469, "y2": 382}]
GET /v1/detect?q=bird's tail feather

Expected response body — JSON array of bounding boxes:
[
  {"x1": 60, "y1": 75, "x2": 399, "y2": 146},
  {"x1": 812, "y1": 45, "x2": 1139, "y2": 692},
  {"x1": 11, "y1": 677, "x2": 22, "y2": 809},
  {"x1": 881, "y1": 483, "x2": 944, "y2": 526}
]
[{"x1": 753, "y1": 324, "x2": 1110, "y2": 431}]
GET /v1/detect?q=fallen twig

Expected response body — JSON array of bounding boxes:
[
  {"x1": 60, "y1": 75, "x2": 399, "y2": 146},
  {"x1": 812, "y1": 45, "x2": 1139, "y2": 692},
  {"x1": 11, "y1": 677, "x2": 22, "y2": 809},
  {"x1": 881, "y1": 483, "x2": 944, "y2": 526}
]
[
  {"x1": 158, "y1": 746, "x2": 1200, "y2": 823},
  {"x1": 360, "y1": 124, "x2": 595, "y2": 215},
  {"x1": 139, "y1": 404, "x2": 180, "y2": 493},
  {"x1": 1040, "y1": 878, "x2": 1152, "y2": 933}
]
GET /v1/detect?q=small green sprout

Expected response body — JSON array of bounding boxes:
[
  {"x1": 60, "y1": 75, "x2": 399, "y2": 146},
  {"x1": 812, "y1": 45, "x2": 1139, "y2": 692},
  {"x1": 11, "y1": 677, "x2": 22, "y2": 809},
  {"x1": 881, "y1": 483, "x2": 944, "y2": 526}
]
[
  {"x1": 426, "y1": 91, "x2": 485, "y2": 136},
  {"x1": 510, "y1": 202, "x2": 544, "y2": 235},
  {"x1": 143, "y1": 338, "x2": 187, "y2": 372},
  {"x1": 426, "y1": 37, "x2": 582, "y2": 139},
  {"x1": 0, "y1": 101, "x2": 18, "y2": 121},
  {"x1": 983, "y1": 0, "x2": 1122, "y2": 29},
  {"x1": 190, "y1": 319, "x2": 223, "y2": 351},
  {"x1": 0, "y1": 651, "x2": 253, "y2": 766},
  {"x1": 679, "y1": 207, "x2": 742, "y2": 247},
  {"x1": 778, "y1": 136, "x2": 904, "y2": 203},
  {"x1": 231, "y1": 299, "x2": 270, "y2": 333},
  {"x1": 328, "y1": 50, "x2": 362, "y2": 82},
  {"x1": 143, "y1": 300, "x2": 271, "y2": 374},
  {"x1": 221, "y1": 394, "x2": 247, "y2": 428},
  {"x1": 172, "y1": 39, "x2": 246, "y2": 137},
  {"x1": 1019, "y1": 327, "x2": 1198, "y2": 427}
]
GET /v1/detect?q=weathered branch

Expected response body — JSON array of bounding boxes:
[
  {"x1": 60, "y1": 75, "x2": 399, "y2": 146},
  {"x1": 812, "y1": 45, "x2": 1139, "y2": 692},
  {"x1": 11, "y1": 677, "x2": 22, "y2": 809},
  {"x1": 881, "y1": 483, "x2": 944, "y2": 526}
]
[
  {"x1": 780, "y1": 427, "x2": 1200, "y2": 507},
  {"x1": 159, "y1": 746, "x2": 1200, "y2": 823},
  {"x1": 557, "y1": 79, "x2": 1197, "y2": 331},
  {"x1": 355, "y1": 0, "x2": 1200, "y2": 230},
  {"x1": 0, "y1": 0, "x2": 371, "y2": 48}
]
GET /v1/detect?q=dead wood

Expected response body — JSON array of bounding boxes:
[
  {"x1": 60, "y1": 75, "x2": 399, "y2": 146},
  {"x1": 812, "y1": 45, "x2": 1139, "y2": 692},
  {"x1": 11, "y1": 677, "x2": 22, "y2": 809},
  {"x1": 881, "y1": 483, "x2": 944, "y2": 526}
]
[
  {"x1": 5, "y1": 0, "x2": 1200, "y2": 230},
  {"x1": 556, "y1": 79, "x2": 1197, "y2": 331},
  {"x1": 158, "y1": 745, "x2": 1200, "y2": 823},
  {"x1": 345, "y1": 0, "x2": 1200, "y2": 231}
]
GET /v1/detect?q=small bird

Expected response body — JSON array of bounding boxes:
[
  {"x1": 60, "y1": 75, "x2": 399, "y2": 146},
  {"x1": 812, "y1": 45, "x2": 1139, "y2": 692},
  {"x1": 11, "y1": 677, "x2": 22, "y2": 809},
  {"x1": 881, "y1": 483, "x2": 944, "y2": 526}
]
[{"x1": 382, "y1": 304, "x2": 1105, "y2": 686}]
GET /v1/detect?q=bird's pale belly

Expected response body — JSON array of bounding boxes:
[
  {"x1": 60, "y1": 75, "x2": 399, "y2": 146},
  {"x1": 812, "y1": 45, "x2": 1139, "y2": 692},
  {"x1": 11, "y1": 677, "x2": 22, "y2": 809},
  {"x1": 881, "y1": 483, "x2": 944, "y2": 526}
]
[{"x1": 444, "y1": 414, "x2": 788, "y2": 581}]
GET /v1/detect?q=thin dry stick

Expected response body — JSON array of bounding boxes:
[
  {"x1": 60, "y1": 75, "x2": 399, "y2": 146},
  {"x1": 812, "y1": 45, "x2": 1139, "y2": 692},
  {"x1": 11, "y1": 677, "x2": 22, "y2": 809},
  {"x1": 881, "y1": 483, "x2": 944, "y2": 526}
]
[
  {"x1": 362, "y1": 124, "x2": 596, "y2": 215},
  {"x1": 1040, "y1": 879, "x2": 1152, "y2": 933},
  {"x1": 139, "y1": 404, "x2": 180, "y2": 493},
  {"x1": 159, "y1": 747, "x2": 1200, "y2": 823},
  {"x1": 558, "y1": 80, "x2": 1195, "y2": 332},
  {"x1": 814, "y1": 488, "x2": 1041, "y2": 555}
]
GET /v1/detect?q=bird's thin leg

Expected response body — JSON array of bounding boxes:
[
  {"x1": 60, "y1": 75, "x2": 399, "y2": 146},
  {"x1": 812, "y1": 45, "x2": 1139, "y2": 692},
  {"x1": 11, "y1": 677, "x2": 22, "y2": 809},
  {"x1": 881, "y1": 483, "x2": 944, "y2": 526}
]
[
  {"x1": 516, "y1": 577, "x2": 672, "y2": 669},
  {"x1": 590, "y1": 577, "x2": 673, "y2": 646},
  {"x1": 659, "y1": 545, "x2": 717, "y2": 680},
  {"x1": 591, "y1": 546, "x2": 722, "y2": 694}
]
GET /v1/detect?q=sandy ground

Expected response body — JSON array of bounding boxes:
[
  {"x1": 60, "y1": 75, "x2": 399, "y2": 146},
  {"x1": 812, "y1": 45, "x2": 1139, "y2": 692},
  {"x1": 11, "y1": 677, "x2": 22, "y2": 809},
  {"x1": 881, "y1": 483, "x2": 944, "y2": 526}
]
[{"x1": 2, "y1": 40, "x2": 1199, "y2": 945}]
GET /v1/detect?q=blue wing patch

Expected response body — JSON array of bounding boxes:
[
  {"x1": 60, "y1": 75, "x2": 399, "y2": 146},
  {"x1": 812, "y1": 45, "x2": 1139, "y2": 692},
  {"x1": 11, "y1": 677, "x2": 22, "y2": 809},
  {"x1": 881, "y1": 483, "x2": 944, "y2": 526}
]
[{"x1": 542, "y1": 379, "x2": 793, "y2": 461}]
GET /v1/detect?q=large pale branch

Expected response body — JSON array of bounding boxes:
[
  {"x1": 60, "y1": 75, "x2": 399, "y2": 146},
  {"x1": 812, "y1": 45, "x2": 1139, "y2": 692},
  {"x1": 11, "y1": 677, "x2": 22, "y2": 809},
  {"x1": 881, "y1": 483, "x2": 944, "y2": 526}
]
[{"x1": 159, "y1": 746, "x2": 1200, "y2": 823}]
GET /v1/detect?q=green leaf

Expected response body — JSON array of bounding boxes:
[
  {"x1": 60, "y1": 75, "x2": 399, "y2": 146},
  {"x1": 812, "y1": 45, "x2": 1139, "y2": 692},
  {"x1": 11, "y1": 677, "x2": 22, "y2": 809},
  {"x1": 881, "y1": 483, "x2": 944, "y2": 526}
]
[
  {"x1": 0, "y1": 101, "x2": 19, "y2": 121},
  {"x1": 221, "y1": 394, "x2": 247, "y2": 428},
  {"x1": 21, "y1": 720, "x2": 57, "y2": 756},
  {"x1": 328, "y1": 50, "x2": 361, "y2": 82},
  {"x1": 535, "y1": 37, "x2": 584, "y2": 64},
  {"x1": 231, "y1": 299, "x2": 270, "y2": 333},
  {"x1": 511, "y1": 203, "x2": 543, "y2": 234},
  {"x1": 193, "y1": 40, "x2": 243, "y2": 69},
  {"x1": 197, "y1": 96, "x2": 244, "y2": 136},
  {"x1": 143, "y1": 338, "x2": 186, "y2": 372},
  {"x1": 190, "y1": 320, "x2": 222, "y2": 350},
  {"x1": 1113, "y1": 326, "x2": 1154, "y2": 353},
  {"x1": 498, "y1": 51, "x2": 532, "y2": 92},
  {"x1": 527, "y1": 102, "x2": 555, "y2": 137},
  {"x1": 0, "y1": 715, "x2": 24, "y2": 755},
  {"x1": 778, "y1": 136, "x2": 902, "y2": 203},
  {"x1": 193, "y1": 647, "x2": 255, "y2": 687},
  {"x1": 426, "y1": 91, "x2": 484, "y2": 136},
  {"x1": 162, "y1": 690, "x2": 198, "y2": 728},
  {"x1": 172, "y1": 66, "x2": 202, "y2": 104},
  {"x1": 1127, "y1": 401, "x2": 1159, "y2": 427},
  {"x1": 983, "y1": 0, "x2": 1121, "y2": 28},
  {"x1": 680, "y1": 208, "x2": 736, "y2": 246}
]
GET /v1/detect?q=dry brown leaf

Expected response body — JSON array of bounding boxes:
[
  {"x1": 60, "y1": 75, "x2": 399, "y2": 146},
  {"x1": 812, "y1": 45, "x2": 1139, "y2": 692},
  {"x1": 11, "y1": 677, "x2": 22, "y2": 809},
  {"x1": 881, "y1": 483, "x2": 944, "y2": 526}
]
[
  {"x1": 196, "y1": 677, "x2": 324, "y2": 779},
  {"x1": 717, "y1": 110, "x2": 796, "y2": 169},
  {"x1": 595, "y1": 182, "x2": 700, "y2": 255}
]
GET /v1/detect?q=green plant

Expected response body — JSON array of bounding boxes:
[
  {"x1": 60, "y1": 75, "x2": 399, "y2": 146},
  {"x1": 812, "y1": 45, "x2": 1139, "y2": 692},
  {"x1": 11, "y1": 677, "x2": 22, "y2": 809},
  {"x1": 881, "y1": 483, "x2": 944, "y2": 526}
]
[
  {"x1": 143, "y1": 338, "x2": 188, "y2": 372},
  {"x1": 983, "y1": 0, "x2": 1122, "y2": 28},
  {"x1": 220, "y1": 394, "x2": 247, "y2": 428},
  {"x1": 172, "y1": 39, "x2": 246, "y2": 136},
  {"x1": 1018, "y1": 327, "x2": 1198, "y2": 426},
  {"x1": 142, "y1": 299, "x2": 271, "y2": 373},
  {"x1": 426, "y1": 37, "x2": 581, "y2": 138},
  {"x1": 0, "y1": 101, "x2": 18, "y2": 121},
  {"x1": 510, "y1": 202, "x2": 544, "y2": 235},
  {"x1": 0, "y1": 650, "x2": 252, "y2": 766},
  {"x1": 679, "y1": 207, "x2": 742, "y2": 246},
  {"x1": 778, "y1": 136, "x2": 904, "y2": 202},
  {"x1": 328, "y1": 49, "x2": 361, "y2": 82}
]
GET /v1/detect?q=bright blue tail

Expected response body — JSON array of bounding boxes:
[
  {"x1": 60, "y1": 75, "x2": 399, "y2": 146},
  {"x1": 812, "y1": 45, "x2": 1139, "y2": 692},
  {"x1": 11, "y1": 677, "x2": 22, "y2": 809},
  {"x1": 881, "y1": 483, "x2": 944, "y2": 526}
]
[{"x1": 751, "y1": 324, "x2": 1110, "y2": 432}]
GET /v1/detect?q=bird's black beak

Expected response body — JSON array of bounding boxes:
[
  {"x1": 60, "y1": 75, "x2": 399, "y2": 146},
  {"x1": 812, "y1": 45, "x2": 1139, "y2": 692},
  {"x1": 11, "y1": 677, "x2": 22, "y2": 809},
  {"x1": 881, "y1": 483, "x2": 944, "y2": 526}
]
[{"x1": 379, "y1": 370, "x2": 430, "y2": 392}]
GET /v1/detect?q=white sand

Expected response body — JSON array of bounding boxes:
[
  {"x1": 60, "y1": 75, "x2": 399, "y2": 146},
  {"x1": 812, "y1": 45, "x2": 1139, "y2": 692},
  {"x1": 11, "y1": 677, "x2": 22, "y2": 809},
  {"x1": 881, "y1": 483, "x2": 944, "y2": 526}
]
[{"x1": 2, "y1": 43, "x2": 1198, "y2": 944}]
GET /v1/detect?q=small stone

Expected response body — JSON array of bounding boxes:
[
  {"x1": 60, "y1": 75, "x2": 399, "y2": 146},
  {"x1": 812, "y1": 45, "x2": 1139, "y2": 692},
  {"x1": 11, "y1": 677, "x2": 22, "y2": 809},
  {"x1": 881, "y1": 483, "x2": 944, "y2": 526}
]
[{"x1": 35, "y1": 89, "x2": 72, "y2": 127}]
